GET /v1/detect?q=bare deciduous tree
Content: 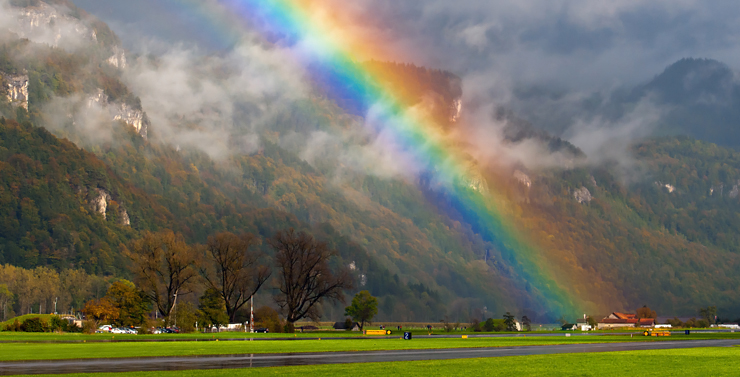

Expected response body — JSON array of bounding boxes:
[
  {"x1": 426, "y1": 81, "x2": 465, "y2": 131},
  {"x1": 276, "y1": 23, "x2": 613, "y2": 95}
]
[
  {"x1": 270, "y1": 228, "x2": 353, "y2": 325},
  {"x1": 200, "y1": 232, "x2": 271, "y2": 323},
  {"x1": 127, "y1": 230, "x2": 198, "y2": 324}
]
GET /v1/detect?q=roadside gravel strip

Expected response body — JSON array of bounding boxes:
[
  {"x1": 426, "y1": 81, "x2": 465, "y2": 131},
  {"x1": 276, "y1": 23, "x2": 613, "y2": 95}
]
[{"x1": 2, "y1": 339, "x2": 739, "y2": 375}]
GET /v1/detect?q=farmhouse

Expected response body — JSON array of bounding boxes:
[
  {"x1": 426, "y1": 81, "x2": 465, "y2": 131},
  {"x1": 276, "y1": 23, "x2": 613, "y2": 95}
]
[{"x1": 597, "y1": 312, "x2": 655, "y2": 329}]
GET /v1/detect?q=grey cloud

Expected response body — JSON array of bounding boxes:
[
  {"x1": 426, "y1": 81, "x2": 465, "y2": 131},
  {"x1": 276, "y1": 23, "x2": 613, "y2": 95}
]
[
  {"x1": 58, "y1": 0, "x2": 740, "y2": 172},
  {"x1": 121, "y1": 42, "x2": 308, "y2": 159}
]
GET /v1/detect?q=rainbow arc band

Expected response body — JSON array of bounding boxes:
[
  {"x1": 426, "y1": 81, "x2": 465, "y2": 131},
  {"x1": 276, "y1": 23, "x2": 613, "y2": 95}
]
[{"x1": 176, "y1": 0, "x2": 589, "y2": 317}]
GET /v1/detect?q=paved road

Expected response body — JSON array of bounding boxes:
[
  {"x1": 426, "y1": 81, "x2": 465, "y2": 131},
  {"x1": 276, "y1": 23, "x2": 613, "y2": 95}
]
[{"x1": 2, "y1": 338, "x2": 739, "y2": 375}]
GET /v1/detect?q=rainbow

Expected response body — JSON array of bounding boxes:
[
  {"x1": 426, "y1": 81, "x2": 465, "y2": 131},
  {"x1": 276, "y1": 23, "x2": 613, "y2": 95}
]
[{"x1": 181, "y1": 0, "x2": 588, "y2": 317}]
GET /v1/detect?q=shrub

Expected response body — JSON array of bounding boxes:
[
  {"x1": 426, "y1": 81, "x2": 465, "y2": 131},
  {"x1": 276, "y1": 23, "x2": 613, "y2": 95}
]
[
  {"x1": 49, "y1": 316, "x2": 65, "y2": 332},
  {"x1": 3, "y1": 319, "x2": 21, "y2": 332},
  {"x1": 66, "y1": 321, "x2": 82, "y2": 333},
  {"x1": 82, "y1": 320, "x2": 97, "y2": 334},
  {"x1": 483, "y1": 318, "x2": 495, "y2": 332},
  {"x1": 20, "y1": 317, "x2": 45, "y2": 332},
  {"x1": 255, "y1": 306, "x2": 283, "y2": 333}
]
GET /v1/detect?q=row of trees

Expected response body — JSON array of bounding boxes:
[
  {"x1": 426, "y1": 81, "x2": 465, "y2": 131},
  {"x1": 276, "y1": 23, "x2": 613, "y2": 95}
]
[
  {"x1": 0, "y1": 265, "x2": 110, "y2": 321},
  {"x1": 122, "y1": 228, "x2": 353, "y2": 329},
  {"x1": 468, "y1": 313, "x2": 531, "y2": 332}
]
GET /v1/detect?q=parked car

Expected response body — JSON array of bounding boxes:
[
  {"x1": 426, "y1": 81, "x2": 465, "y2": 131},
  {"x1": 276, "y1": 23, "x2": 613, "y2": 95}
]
[
  {"x1": 98, "y1": 325, "x2": 112, "y2": 332},
  {"x1": 255, "y1": 328, "x2": 269, "y2": 333}
]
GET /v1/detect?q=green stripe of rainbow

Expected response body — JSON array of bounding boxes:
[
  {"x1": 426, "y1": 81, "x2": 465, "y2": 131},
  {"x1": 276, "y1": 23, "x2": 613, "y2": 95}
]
[{"x1": 187, "y1": 0, "x2": 586, "y2": 317}]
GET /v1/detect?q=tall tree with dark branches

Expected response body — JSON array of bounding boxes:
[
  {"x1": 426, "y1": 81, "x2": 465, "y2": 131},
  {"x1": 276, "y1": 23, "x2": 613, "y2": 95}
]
[
  {"x1": 200, "y1": 232, "x2": 271, "y2": 323},
  {"x1": 270, "y1": 228, "x2": 353, "y2": 326},
  {"x1": 127, "y1": 230, "x2": 199, "y2": 325}
]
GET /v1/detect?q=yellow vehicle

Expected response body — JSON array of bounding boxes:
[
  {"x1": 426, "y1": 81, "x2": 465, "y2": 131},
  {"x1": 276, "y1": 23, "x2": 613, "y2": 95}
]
[{"x1": 643, "y1": 329, "x2": 671, "y2": 337}]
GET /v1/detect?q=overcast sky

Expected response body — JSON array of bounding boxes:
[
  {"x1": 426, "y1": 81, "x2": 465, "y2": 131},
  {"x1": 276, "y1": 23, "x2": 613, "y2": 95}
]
[{"x1": 71, "y1": 0, "x2": 740, "y2": 90}]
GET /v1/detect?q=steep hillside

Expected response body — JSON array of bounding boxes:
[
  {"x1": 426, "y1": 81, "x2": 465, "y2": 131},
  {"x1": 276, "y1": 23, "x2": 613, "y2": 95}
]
[
  {"x1": 0, "y1": 12, "x2": 513, "y2": 320},
  {"x1": 0, "y1": 118, "x2": 163, "y2": 273},
  {"x1": 3, "y1": 0, "x2": 740, "y2": 321},
  {"x1": 632, "y1": 58, "x2": 740, "y2": 147},
  {"x1": 513, "y1": 58, "x2": 740, "y2": 149}
]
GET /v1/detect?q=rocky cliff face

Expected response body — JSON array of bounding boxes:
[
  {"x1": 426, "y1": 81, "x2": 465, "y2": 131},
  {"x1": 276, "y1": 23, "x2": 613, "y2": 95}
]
[
  {"x1": 573, "y1": 187, "x2": 592, "y2": 204},
  {"x1": 87, "y1": 89, "x2": 148, "y2": 137},
  {"x1": 10, "y1": 2, "x2": 97, "y2": 48},
  {"x1": 113, "y1": 103, "x2": 147, "y2": 137},
  {"x1": 655, "y1": 181, "x2": 676, "y2": 193},
  {"x1": 458, "y1": 168, "x2": 489, "y2": 193},
  {"x1": 449, "y1": 99, "x2": 462, "y2": 123},
  {"x1": 90, "y1": 188, "x2": 111, "y2": 219},
  {"x1": 513, "y1": 170, "x2": 532, "y2": 188},
  {"x1": 106, "y1": 47, "x2": 127, "y2": 69},
  {"x1": 1, "y1": 72, "x2": 29, "y2": 110},
  {"x1": 83, "y1": 186, "x2": 130, "y2": 225}
]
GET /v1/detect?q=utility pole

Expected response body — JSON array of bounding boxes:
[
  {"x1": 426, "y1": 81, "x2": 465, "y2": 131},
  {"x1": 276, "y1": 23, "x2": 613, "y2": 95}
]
[
  {"x1": 250, "y1": 295, "x2": 254, "y2": 333},
  {"x1": 172, "y1": 290, "x2": 179, "y2": 328},
  {"x1": 54, "y1": 297, "x2": 58, "y2": 315}
]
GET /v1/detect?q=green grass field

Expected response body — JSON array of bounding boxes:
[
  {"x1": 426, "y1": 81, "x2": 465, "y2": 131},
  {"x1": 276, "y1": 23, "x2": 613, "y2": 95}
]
[
  {"x1": 9, "y1": 346, "x2": 740, "y2": 377},
  {"x1": 0, "y1": 333, "x2": 738, "y2": 361},
  {"x1": 0, "y1": 329, "x2": 629, "y2": 342}
]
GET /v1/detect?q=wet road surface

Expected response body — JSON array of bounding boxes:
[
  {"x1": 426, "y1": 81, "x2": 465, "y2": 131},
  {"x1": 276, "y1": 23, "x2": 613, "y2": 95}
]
[{"x1": 2, "y1": 338, "x2": 739, "y2": 375}]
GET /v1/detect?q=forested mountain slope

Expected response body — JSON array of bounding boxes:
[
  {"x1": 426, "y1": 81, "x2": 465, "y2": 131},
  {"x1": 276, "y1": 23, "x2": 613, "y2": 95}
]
[{"x1": 2, "y1": 0, "x2": 740, "y2": 321}]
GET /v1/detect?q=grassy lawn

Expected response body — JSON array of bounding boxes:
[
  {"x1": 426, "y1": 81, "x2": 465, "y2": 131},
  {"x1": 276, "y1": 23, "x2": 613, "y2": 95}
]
[
  {"x1": 0, "y1": 330, "x2": 610, "y2": 342},
  {"x1": 10, "y1": 346, "x2": 740, "y2": 376},
  {"x1": 0, "y1": 333, "x2": 738, "y2": 361}
]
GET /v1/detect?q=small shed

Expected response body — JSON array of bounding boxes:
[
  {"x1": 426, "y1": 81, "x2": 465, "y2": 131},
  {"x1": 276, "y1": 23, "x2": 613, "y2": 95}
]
[{"x1": 333, "y1": 321, "x2": 360, "y2": 331}]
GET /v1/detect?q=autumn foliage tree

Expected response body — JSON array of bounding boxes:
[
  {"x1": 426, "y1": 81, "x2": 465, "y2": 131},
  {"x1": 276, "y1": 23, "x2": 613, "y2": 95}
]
[
  {"x1": 127, "y1": 230, "x2": 199, "y2": 325},
  {"x1": 82, "y1": 297, "x2": 119, "y2": 325},
  {"x1": 200, "y1": 232, "x2": 271, "y2": 323},
  {"x1": 636, "y1": 305, "x2": 658, "y2": 319},
  {"x1": 270, "y1": 228, "x2": 353, "y2": 326},
  {"x1": 105, "y1": 280, "x2": 150, "y2": 327}
]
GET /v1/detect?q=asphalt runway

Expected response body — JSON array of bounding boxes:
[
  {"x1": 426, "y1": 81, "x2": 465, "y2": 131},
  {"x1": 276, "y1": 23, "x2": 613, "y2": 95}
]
[{"x1": 2, "y1": 338, "x2": 739, "y2": 375}]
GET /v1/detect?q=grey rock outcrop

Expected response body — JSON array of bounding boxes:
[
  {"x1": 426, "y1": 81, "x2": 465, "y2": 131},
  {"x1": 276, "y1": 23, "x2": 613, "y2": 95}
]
[
  {"x1": 113, "y1": 103, "x2": 147, "y2": 137},
  {"x1": 573, "y1": 187, "x2": 592, "y2": 204},
  {"x1": 87, "y1": 89, "x2": 148, "y2": 137},
  {"x1": 11, "y1": 2, "x2": 97, "y2": 48},
  {"x1": 78, "y1": 186, "x2": 131, "y2": 226},
  {"x1": 449, "y1": 99, "x2": 462, "y2": 123},
  {"x1": 107, "y1": 47, "x2": 127, "y2": 69},
  {"x1": 654, "y1": 181, "x2": 676, "y2": 193},
  {"x1": 119, "y1": 207, "x2": 131, "y2": 226},
  {"x1": 513, "y1": 170, "x2": 532, "y2": 188},
  {"x1": 90, "y1": 188, "x2": 111, "y2": 219},
  {"x1": 461, "y1": 172, "x2": 489, "y2": 193},
  {"x1": 1, "y1": 72, "x2": 29, "y2": 110}
]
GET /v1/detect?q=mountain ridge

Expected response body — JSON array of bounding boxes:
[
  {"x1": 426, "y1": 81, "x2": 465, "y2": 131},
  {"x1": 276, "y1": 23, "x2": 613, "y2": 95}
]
[{"x1": 1, "y1": 1, "x2": 740, "y2": 321}]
